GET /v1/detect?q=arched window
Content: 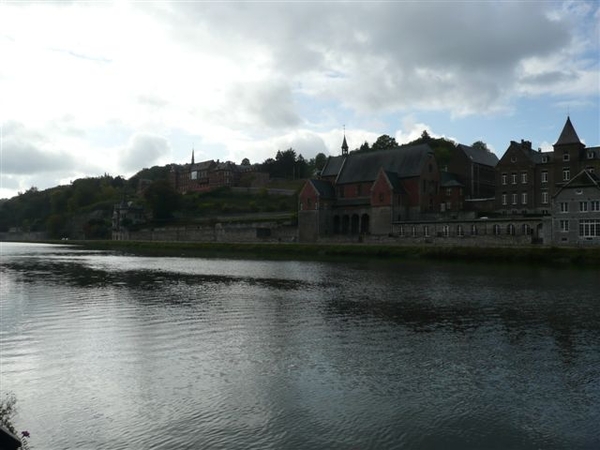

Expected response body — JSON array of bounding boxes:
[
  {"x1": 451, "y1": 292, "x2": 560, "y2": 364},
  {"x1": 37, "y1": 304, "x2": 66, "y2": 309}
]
[
  {"x1": 507, "y1": 224, "x2": 515, "y2": 236},
  {"x1": 493, "y1": 224, "x2": 501, "y2": 235}
]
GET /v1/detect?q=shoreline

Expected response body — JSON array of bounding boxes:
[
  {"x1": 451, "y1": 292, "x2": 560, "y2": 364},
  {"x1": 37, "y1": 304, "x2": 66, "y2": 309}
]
[{"x1": 35, "y1": 240, "x2": 600, "y2": 267}]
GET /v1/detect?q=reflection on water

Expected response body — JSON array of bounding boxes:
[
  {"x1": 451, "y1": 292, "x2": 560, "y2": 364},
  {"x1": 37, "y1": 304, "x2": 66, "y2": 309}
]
[{"x1": 1, "y1": 242, "x2": 599, "y2": 449}]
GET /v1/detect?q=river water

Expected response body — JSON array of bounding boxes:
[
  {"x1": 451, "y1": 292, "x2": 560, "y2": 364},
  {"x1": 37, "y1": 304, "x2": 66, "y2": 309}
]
[{"x1": 1, "y1": 242, "x2": 599, "y2": 449}]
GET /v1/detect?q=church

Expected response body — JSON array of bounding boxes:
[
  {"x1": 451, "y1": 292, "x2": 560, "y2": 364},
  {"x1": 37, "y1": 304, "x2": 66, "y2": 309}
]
[{"x1": 298, "y1": 136, "x2": 441, "y2": 241}]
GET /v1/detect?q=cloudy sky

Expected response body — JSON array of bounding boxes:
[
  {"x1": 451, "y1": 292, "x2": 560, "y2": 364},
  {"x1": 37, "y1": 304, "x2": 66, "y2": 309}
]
[{"x1": 1, "y1": 1, "x2": 598, "y2": 199}]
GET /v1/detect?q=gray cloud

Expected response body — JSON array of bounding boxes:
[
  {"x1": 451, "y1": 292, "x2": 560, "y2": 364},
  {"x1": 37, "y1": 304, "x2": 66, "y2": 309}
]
[
  {"x1": 2, "y1": 121, "x2": 77, "y2": 175},
  {"x1": 226, "y1": 80, "x2": 301, "y2": 130},
  {"x1": 119, "y1": 133, "x2": 171, "y2": 172},
  {"x1": 155, "y1": 1, "x2": 581, "y2": 116}
]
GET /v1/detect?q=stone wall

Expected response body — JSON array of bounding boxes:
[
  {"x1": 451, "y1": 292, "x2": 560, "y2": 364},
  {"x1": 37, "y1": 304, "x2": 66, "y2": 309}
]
[{"x1": 122, "y1": 221, "x2": 298, "y2": 243}]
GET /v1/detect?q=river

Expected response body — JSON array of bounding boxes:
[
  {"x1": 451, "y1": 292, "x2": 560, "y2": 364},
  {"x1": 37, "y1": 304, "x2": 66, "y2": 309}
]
[{"x1": 1, "y1": 242, "x2": 599, "y2": 449}]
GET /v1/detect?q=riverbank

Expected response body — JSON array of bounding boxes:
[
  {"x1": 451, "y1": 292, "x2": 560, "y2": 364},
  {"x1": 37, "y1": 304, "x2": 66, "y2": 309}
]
[{"x1": 61, "y1": 240, "x2": 600, "y2": 267}]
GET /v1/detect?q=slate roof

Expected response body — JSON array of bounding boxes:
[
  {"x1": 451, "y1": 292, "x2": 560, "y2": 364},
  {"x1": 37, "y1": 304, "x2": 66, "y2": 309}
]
[
  {"x1": 457, "y1": 144, "x2": 499, "y2": 167},
  {"x1": 553, "y1": 169, "x2": 600, "y2": 197},
  {"x1": 336, "y1": 144, "x2": 433, "y2": 184},
  {"x1": 309, "y1": 179, "x2": 336, "y2": 198},
  {"x1": 554, "y1": 116, "x2": 582, "y2": 146},
  {"x1": 321, "y1": 155, "x2": 345, "y2": 178},
  {"x1": 440, "y1": 171, "x2": 464, "y2": 187}
]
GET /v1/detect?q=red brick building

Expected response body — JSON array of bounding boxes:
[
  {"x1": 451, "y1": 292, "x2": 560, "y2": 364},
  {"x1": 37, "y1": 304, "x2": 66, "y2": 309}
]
[{"x1": 298, "y1": 140, "x2": 441, "y2": 241}]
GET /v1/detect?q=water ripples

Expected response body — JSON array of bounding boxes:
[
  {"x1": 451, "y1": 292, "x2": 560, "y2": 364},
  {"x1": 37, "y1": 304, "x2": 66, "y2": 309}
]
[{"x1": 1, "y1": 243, "x2": 599, "y2": 449}]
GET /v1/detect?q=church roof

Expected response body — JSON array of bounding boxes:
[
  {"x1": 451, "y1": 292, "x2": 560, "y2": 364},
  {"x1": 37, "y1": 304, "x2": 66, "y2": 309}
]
[
  {"x1": 321, "y1": 155, "x2": 346, "y2": 178},
  {"x1": 554, "y1": 116, "x2": 582, "y2": 146},
  {"x1": 336, "y1": 144, "x2": 433, "y2": 184},
  {"x1": 308, "y1": 179, "x2": 336, "y2": 198}
]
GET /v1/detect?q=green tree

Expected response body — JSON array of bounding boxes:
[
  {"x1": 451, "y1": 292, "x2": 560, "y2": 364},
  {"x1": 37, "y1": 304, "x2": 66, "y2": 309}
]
[
  {"x1": 314, "y1": 152, "x2": 327, "y2": 171},
  {"x1": 371, "y1": 135, "x2": 398, "y2": 151},
  {"x1": 143, "y1": 179, "x2": 181, "y2": 220},
  {"x1": 472, "y1": 140, "x2": 489, "y2": 151}
]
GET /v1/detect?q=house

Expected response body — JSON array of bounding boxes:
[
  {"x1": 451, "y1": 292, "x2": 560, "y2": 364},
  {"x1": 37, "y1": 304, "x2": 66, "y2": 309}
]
[
  {"x1": 447, "y1": 144, "x2": 498, "y2": 200},
  {"x1": 494, "y1": 139, "x2": 546, "y2": 215},
  {"x1": 494, "y1": 117, "x2": 600, "y2": 217},
  {"x1": 551, "y1": 169, "x2": 600, "y2": 245},
  {"x1": 298, "y1": 139, "x2": 441, "y2": 241},
  {"x1": 169, "y1": 151, "x2": 269, "y2": 194}
]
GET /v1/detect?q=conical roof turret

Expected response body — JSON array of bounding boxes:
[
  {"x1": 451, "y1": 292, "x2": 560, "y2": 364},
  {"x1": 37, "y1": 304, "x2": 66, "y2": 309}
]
[{"x1": 554, "y1": 116, "x2": 582, "y2": 146}]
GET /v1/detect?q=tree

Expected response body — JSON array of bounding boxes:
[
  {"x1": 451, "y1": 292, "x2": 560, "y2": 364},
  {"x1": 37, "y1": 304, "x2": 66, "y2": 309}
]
[
  {"x1": 143, "y1": 179, "x2": 181, "y2": 220},
  {"x1": 358, "y1": 141, "x2": 371, "y2": 152},
  {"x1": 241, "y1": 157, "x2": 250, "y2": 166},
  {"x1": 314, "y1": 153, "x2": 327, "y2": 171},
  {"x1": 371, "y1": 135, "x2": 398, "y2": 152},
  {"x1": 472, "y1": 140, "x2": 489, "y2": 151},
  {"x1": 420, "y1": 130, "x2": 431, "y2": 141}
]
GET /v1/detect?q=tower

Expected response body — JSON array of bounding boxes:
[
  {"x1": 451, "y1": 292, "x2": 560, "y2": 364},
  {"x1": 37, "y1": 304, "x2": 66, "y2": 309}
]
[{"x1": 341, "y1": 127, "x2": 348, "y2": 156}]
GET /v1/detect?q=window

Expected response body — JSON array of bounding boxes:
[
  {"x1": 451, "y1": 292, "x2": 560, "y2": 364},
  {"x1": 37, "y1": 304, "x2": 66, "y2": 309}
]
[
  {"x1": 563, "y1": 168, "x2": 570, "y2": 181},
  {"x1": 457, "y1": 225, "x2": 464, "y2": 236},
  {"x1": 588, "y1": 151, "x2": 595, "y2": 159},
  {"x1": 493, "y1": 224, "x2": 501, "y2": 235},
  {"x1": 542, "y1": 155, "x2": 549, "y2": 163},
  {"x1": 507, "y1": 224, "x2": 515, "y2": 236},
  {"x1": 502, "y1": 173, "x2": 507, "y2": 185},
  {"x1": 511, "y1": 173, "x2": 517, "y2": 184},
  {"x1": 587, "y1": 167, "x2": 595, "y2": 174},
  {"x1": 471, "y1": 224, "x2": 478, "y2": 236},
  {"x1": 560, "y1": 220, "x2": 569, "y2": 232},
  {"x1": 560, "y1": 202, "x2": 569, "y2": 213},
  {"x1": 563, "y1": 152, "x2": 570, "y2": 161},
  {"x1": 542, "y1": 191, "x2": 548, "y2": 204},
  {"x1": 591, "y1": 200, "x2": 600, "y2": 212},
  {"x1": 521, "y1": 172, "x2": 528, "y2": 184},
  {"x1": 398, "y1": 226, "x2": 404, "y2": 237},
  {"x1": 411, "y1": 226, "x2": 417, "y2": 237},
  {"x1": 579, "y1": 219, "x2": 600, "y2": 238},
  {"x1": 580, "y1": 201, "x2": 588, "y2": 212},
  {"x1": 446, "y1": 188, "x2": 452, "y2": 197},
  {"x1": 443, "y1": 225, "x2": 449, "y2": 237},
  {"x1": 378, "y1": 193, "x2": 384, "y2": 202},
  {"x1": 424, "y1": 226, "x2": 430, "y2": 237},
  {"x1": 522, "y1": 224, "x2": 531, "y2": 235},
  {"x1": 512, "y1": 193, "x2": 518, "y2": 205},
  {"x1": 541, "y1": 171, "x2": 548, "y2": 183},
  {"x1": 501, "y1": 193, "x2": 507, "y2": 206},
  {"x1": 190, "y1": 171, "x2": 198, "y2": 180},
  {"x1": 521, "y1": 192, "x2": 528, "y2": 205}
]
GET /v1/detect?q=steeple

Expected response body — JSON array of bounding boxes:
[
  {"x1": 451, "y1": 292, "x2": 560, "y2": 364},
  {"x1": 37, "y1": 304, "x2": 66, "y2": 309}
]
[
  {"x1": 341, "y1": 126, "x2": 348, "y2": 156},
  {"x1": 191, "y1": 148, "x2": 195, "y2": 165},
  {"x1": 554, "y1": 116, "x2": 582, "y2": 147}
]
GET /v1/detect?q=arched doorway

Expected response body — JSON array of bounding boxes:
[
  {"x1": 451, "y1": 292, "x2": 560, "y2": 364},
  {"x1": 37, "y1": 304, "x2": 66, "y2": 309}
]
[
  {"x1": 341, "y1": 215, "x2": 350, "y2": 234},
  {"x1": 333, "y1": 216, "x2": 341, "y2": 234},
  {"x1": 351, "y1": 214, "x2": 360, "y2": 234},
  {"x1": 360, "y1": 214, "x2": 370, "y2": 234}
]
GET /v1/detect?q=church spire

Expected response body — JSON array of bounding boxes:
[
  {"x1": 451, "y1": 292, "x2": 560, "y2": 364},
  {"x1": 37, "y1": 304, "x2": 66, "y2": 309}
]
[
  {"x1": 341, "y1": 126, "x2": 348, "y2": 156},
  {"x1": 191, "y1": 148, "x2": 195, "y2": 165}
]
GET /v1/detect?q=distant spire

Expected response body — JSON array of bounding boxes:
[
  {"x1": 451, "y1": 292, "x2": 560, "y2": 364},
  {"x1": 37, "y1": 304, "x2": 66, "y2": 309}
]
[
  {"x1": 554, "y1": 116, "x2": 582, "y2": 146},
  {"x1": 191, "y1": 148, "x2": 195, "y2": 165},
  {"x1": 341, "y1": 125, "x2": 348, "y2": 156}
]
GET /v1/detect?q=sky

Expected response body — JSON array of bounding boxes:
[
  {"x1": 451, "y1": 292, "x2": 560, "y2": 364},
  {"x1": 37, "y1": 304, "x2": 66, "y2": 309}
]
[{"x1": 1, "y1": 0, "x2": 599, "y2": 200}]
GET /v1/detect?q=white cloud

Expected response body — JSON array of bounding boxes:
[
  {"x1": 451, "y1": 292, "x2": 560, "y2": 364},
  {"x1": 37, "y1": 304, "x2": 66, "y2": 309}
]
[
  {"x1": 0, "y1": 1, "x2": 598, "y2": 198},
  {"x1": 119, "y1": 133, "x2": 172, "y2": 173}
]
